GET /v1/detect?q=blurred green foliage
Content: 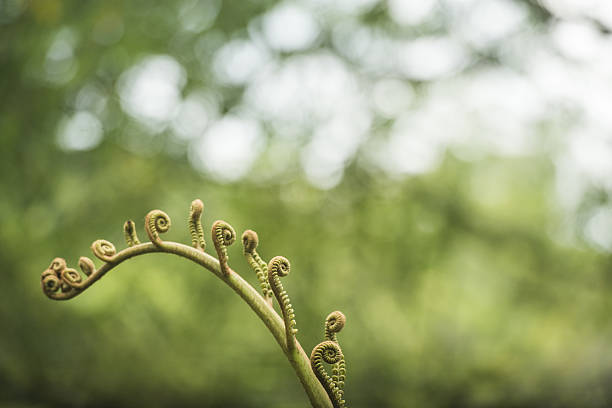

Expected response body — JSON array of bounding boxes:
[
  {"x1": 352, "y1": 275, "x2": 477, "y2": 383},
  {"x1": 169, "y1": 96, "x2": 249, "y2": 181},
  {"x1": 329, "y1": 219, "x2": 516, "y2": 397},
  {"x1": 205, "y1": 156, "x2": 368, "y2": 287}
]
[{"x1": 2, "y1": 1, "x2": 612, "y2": 407}]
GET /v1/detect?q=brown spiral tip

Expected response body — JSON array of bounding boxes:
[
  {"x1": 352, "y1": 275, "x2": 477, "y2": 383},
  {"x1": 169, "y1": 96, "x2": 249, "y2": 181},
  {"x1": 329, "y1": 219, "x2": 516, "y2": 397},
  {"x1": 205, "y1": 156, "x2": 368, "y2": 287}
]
[
  {"x1": 212, "y1": 220, "x2": 236, "y2": 276},
  {"x1": 61, "y1": 268, "x2": 83, "y2": 289},
  {"x1": 313, "y1": 341, "x2": 343, "y2": 365},
  {"x1": 212, "y1": 220, "x2": 236, "y2": 247},
  {"x1": 78, "y1": 256, "x2": 96, "y2": 277},
  {"x1": 145, "y1": 209, "x2": 171, "y2": 247},
  {"x1": 326, "y1": 311, "x2": 346, "y2": 335},
  {"x1": 188, "y1": 199, "x2": 206, "y2": 250},
  {"x1": 190, "y1": 199, "x2": 204, "y2": 215},
  {"x1": 91, "y1": 239, "x2": 117, "y2": 262},
  {"x1": 268, "y1": 256, "x2": 290, "y2": 277},
  {"x1": 123, "y1": 220, "x2": 141, "y2": 246},
  {"x1": 41, "y1": 270, "x2": 61, "y2": 293},
  {"x1": 49, "y1": 258, "x2": 67, "y2": 274},
  {"x1": 41, "y1": 258, "x2": 67, "y2": 295},
  {"x1": 242, "y1": 229, "x2": 259, "y2": 253}
]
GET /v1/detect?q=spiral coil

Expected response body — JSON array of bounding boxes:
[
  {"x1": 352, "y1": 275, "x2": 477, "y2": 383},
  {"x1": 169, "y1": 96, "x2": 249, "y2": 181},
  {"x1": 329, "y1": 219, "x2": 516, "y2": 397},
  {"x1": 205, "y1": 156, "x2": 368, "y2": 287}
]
[
  {"x1": 212, "y1": 220, "x2": 236, "y2": 276},
  {"x1": 310, "y1": 341, "x2": 346, "y2": 408},
  {"x1": 242, "y1": 229, "x2": 272, "y2": 300},
  {"x1": 268, "y1": 256, "x2": 298, "y2": 348},
  {"x1": 123, "y1": 220, "x2": 141, "y2": 247},
  {"x1": 189, "y1": 199, "x2": 206, "y2": 251},
  {"x1": 325, "y1": 311, "x2": 347, "y2": 403}
]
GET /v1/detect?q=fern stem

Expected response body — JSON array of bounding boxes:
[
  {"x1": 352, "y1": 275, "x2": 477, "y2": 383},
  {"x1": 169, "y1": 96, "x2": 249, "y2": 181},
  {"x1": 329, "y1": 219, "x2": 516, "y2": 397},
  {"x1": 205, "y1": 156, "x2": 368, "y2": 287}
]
[{"x1": 42, "y1": 241, "x2": 333, "y2": 408}]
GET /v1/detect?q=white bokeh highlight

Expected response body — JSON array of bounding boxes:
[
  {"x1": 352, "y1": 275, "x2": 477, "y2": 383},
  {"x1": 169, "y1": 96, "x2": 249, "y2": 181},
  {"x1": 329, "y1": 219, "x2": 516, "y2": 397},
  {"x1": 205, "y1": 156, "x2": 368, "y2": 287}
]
[
  {"x1": 372, "y1": 78, "x2": 415, "y2": 118},
  {"x1": 585, "y1": 207, "x2": 612, "y2": 251},
  {"x1": 398, "y1": 36, "x2": 467, "y2": 80},
  {"x1": 245, "y1": 52, "x2": 371, "y2": 188},
  {"x1": 105, "y1": 0, "x2": 612, "y2": 250},
  {"x1": 172, "y1": 92, "x2": 218, "y2": 141},
  {"x1": 57, "y1": 111, "x2": 103, "y2": 151},
  {"x1": 388, "y1": 0, "x2": 436, "y2": 26},
  {"x1": 213, "y1": 40, "x2": 269, "y2": 85},
  {"x1": 454, "y1": 0, "x2": 527, "y2": 49},
  {"x1": 117, "y1": 55, "x2": 186, "y2": 129},
  {"x1": 262, "y1": 2, "x2": 319, "y2": 51},
  {"x1": 189, "y1": 116, "x2": 264, "y2": 182}
]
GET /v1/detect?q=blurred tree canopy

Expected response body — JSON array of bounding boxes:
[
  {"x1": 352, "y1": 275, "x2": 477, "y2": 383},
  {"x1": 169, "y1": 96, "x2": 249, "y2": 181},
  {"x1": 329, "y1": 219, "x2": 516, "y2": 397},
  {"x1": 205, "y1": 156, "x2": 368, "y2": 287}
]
[{"x1": 2, "y1": 0, "x2": 612, "y2": 407}]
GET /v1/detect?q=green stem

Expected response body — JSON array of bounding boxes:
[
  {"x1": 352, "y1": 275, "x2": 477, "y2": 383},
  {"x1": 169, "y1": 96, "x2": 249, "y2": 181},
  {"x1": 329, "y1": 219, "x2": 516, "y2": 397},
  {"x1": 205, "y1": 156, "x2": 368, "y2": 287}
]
[{"x1": 46, "y1": 242, "x2": 333, "y2": 408}]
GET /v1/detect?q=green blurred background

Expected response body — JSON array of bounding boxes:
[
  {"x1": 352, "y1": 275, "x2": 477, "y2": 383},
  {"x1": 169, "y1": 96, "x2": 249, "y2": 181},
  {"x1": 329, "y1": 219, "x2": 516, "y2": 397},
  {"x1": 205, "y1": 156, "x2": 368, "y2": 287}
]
[{"x1": 2, "y1": 0, "x2": 612, "y2": 407}]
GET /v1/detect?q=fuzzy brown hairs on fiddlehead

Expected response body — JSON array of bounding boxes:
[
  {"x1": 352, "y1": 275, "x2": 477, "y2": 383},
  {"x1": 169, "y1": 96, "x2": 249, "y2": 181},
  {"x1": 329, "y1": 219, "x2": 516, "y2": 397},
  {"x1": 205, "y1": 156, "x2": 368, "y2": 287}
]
[
  {"x1": 145, "y1": 210, "x2": 171, "y2": 247},
  {"x1": 325, "y1": 311, "x2": 346, "y2": 403},
  {"x1": 310, "y1": 341, "x2": 346, "y2": 408},
  {"x1": 268, "y1": 256, "x2": 297, "y2": 349},
  {"x1": 212, "y1": 220, "x2": 236, "y2": 276},
  {"x1": 189, "y1": 199, "x2": 206, "y2": 251},
  {"x1": 242, "y1": 230, "x2": 272, "y2": 301},
  {"x1": 123, "y1": 220, "x2": 140, "y2": 246}
]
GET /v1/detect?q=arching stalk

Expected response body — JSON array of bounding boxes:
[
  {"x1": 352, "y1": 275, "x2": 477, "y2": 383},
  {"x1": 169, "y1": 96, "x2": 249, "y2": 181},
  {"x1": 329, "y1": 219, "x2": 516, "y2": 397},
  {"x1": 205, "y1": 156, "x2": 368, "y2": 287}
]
[{"x1": 40, "y1": 200, "x2": 347, "y2": 408}]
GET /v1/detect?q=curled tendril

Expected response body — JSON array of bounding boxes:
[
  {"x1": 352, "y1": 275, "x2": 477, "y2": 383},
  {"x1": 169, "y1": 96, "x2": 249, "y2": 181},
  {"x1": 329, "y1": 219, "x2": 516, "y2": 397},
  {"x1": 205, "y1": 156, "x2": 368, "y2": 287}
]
[
  {"x1": 61, "y1": 268, "x2": 82, "y2": 289},
  {"x1": 91, "y1": 240, "x2": 117, "y2": 262},
  {"x1": 268, "y1": 256, "x2": 297, "y2": 348},
  {"x1": 325, "y1": 311, "x2": 346, "y2": 342},
  {"x1": 41, "y1": 270, "x2": 61, "y2": 293},
  {"x1": 242, "y1": 229, "x2": 258, "y2": 253},
  {"x1": 123, "y1": 220, "x2": 141, "y2": 247},
  {"x1": 40, "y1": 259, "x2": 87, "y2": 299},
  {"x1": 41, "y1": 256, "x2": 97, "y2": 298},
  {"x1": 50, "y1": 257, "x2": 66, "y2": 274},
  {"x1": 78, "y1": 256, "x2": 96, "y2": 277},
  {"x1": 41, "y1": 257, "x2": 66, "y2": 294},
  {"x1": 189, "y1": 199, "x2": 206, "y2": 251},
  {"x1": 310, "y1": 341, "x2": 346, "y2": 408},
  {"x1": 212, "y1": 220, "x2": 236, "y2": 276},
  {"x1": 242, "y1": 230, "x2": 272, "y2": 300},
  {"x1": 325, "y1": 311, "x2": 347, "y2": 401},
  {"x1": 145, "y1": 209, "x2": 171, "y2": 247}
]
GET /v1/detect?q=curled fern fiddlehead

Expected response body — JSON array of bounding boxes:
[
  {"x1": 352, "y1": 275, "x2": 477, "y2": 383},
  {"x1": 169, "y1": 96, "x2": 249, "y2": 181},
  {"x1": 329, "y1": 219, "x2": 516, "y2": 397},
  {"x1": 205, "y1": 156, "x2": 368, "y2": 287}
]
[
  {"x1": 325, "y1": 311, "x2": 346, "y2": 403},
  {"x1": 123, "y1": 220, "x2": 141, "y2": 246},
  {"x1": 268, "y1": 256, "x2": 297, "y2": 349},
  {"x1": 325, "y1": 311, "x2": 346, "y2": 342},
  {"x1": 41, "y1": 257, "x2": 66, "y2": 295},
  {"x1": 78, "y1": 256, "x2": 95, "y2": 277},
  {"x1": 189, "y1": 199, "x2": 206, "y2": 251},
  {"x1": 91, "y1": 239, "x2": 117, "y2": 262},
  {"x1": 212, "y1": 220, "x2": 236, "y2": 276},
  {"x1": 242, "y1": 230, "x2": 272, "y2": 301},
  {"x1": 310, "y1": 341, "x2": 346, "y2": 408},
  {"x1": 61, "y1": 267, "x2": 83, "y2": 289},
  {"x1": 145, "y1": 209, "x2": 171, "y2": 247}
]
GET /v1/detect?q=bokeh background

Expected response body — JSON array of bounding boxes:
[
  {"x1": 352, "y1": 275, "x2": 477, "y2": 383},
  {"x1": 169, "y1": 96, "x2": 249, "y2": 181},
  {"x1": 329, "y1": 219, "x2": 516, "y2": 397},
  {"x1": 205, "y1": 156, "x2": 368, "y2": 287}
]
[{"x1": 2, "y1": 0, "x2": 612, "y2": 407}]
